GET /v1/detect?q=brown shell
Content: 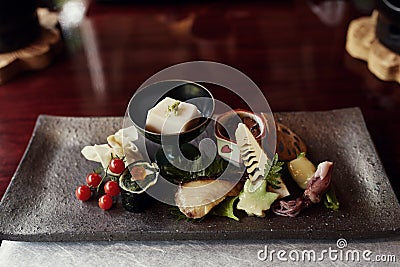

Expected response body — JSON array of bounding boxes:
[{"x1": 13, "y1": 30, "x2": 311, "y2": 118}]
[{"x1": 276, "y1": 122, "x2": 307, "y2": 161}]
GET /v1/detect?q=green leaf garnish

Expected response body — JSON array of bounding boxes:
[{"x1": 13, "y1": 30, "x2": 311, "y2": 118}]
[
  {"x1": 211, "y1": 196, "x2": 240, "y2": 221},
  {"x1": 167, "y1": 100, "x2": 181, "y2": 115},
  {"x1": 264, "y1": 153, "x2": 283, "y2": 189},
  {"x1": 161, "y1": 157, "x2": 230, "y2": 184},
  {"x1": 199, "y1": 157, "x2": 229, "y2": 178},
  {"x1": 169, "y1": 207, "x2": 204, "y2": 222},
  {"x1": 297, "y1": 152, "x2": 306, "y2": 159},
  {"x1": 323, "y1": 185, "x2": 340, "y2": 211}
]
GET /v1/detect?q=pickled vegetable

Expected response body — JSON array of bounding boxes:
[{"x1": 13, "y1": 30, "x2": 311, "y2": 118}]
[
  {"x1": 237, "y1": 179, "x2": 279, "y2": 217},
  {"x1": 288, "y1": 153, "x2": 316, "y2": 189}
]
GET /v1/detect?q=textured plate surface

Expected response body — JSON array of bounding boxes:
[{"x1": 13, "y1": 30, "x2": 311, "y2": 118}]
[{"x1": 0, "y1": 108, "x2": 399, "y2": 241}]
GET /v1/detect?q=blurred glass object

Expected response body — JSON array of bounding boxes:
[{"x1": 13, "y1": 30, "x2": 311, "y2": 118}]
[
  {"x1": 307, "y1": 0, "x2": 346, "y2": 27},
  {"x1": 59, "y1": 0, "x2": 87, "y2": 28}
]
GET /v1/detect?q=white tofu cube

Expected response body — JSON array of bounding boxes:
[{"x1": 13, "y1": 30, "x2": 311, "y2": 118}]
[{"x1": 146, "y1": 97, "x2": 201, "y2": 134}]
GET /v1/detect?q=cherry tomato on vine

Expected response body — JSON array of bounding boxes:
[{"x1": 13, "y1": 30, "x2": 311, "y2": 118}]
[
  {"x1": 86, "y1": 173, "x2": 102, "y2": 188},
  {"x1": 75, "y1": 185, "x2": 91, "y2": 201},
  {"x1": 98, "y1": 195, "x2": 113, "y2": 210},
  {"x1": 109, "y1": 158, "x2": 125, "y2": 174},
  {"x1": 104, "y1": 181, "x2": 120, "y2": 197}
]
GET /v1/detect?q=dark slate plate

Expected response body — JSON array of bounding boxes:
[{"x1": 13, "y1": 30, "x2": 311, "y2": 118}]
[{"x1": 0, "y1": 108, "x2": 399, "y2": 242}]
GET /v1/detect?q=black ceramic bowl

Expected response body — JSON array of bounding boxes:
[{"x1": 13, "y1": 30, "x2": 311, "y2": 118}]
[
  {"x1": 127, "y1": 80, "x2": 215, "y2": 144},
  {"x1": 376, "y1": 0, "x2": 400, "y2": 54}
]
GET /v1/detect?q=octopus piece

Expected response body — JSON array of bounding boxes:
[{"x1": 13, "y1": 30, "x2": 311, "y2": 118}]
[{"x1": 272, "y1": 161, "x2": 333, "y2": 217}]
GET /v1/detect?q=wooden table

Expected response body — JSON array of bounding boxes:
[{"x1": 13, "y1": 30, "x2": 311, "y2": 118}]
[{"x1": 0, "y1": 0, "x2": 399, "y2": 202}]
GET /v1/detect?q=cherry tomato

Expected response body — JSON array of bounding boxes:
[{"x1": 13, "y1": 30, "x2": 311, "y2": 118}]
[
  {"x1": 75, "y1": 185, "x2": 91, "y2": 201},
  {"x1": 109, "y1": 158, "x2": 125, "y2": 174},
  {"x1": 86, "y1": 173, "x2": 102, "y2": 188},
  {"x1": 98, "y1": 195, "x2": 113, "y2": 210},
  {"x1": 104, "y1": 181, "x2": 120, "y2": 197}
]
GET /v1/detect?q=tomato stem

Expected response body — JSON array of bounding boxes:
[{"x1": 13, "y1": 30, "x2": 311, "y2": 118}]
[{"x1": 96, "y1": 165, "x2": 108, "y2": 192}]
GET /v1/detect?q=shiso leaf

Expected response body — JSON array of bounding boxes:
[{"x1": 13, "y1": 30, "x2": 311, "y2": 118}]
[{"x1": 161, "y1": 157, "x2": 230, "y2": 184}]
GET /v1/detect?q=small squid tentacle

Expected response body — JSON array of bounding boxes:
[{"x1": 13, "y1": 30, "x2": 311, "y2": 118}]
[
  {"x1": 304, "y1": 161, "x2": 333, "y2": 203},
  {"x1": 272, "y1": 196, "x2": 312, "y2": 217}
]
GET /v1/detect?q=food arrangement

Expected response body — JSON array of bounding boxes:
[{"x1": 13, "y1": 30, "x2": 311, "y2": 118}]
[
  {"x1": 76, "y1": 97, "x2": 339, "y2": 220},
  {"x1": 3, "y1": 108, "x2": 398, "y2": 243},
  {"x1": 76, "y1": 127, "x2": 143, "y2": 210}
]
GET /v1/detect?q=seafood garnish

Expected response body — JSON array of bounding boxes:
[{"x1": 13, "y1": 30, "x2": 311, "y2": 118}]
[
  {"x1": 272, "y1": 161, "x2": 334, "y2": 217},
  {"x1": 120, "y1": 162, "x2": 159, "y2": 194}
]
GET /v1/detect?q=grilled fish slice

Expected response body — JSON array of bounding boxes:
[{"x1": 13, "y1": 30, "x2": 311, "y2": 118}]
[{"x1": 175, "y1": 179, "x2": 238, "y2": 219}]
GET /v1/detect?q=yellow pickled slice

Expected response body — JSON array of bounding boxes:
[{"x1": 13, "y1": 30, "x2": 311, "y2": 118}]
[{"x1": 288, "y1": 155, "x2": 316, "y2": 189}]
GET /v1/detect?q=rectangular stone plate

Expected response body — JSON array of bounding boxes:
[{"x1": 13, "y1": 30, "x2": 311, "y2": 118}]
[{"x1": 0, "y1": 108, "x2": 399, "y2": 242}]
